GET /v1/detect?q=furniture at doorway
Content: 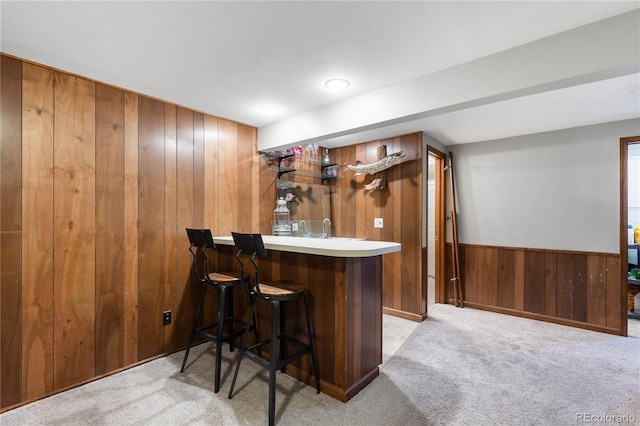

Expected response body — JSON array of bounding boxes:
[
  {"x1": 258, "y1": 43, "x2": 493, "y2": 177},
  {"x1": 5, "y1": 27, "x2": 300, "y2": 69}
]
[
  {"x1": 181, "y1": 228, "x2": 256, "y2": 393},
  {"x1": 628, "y1": 277, "x2": 640, "y2": 320},
  {"x1": 212, "y1": 235, "x2": 401, "y2": 402},
  {"x1": 228, "y1": 232, "x2": 320, "y2": 426}
]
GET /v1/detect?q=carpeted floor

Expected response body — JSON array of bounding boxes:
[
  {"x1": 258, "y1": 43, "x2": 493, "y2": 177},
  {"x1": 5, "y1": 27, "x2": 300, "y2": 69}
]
[{"x1": 2, "y1": 304, "x2": 638, "y2": 425}]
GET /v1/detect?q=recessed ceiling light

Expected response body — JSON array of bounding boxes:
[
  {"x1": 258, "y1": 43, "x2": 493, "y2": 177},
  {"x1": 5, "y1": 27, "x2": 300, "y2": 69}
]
[
  {"x1": 259, "y1": 104, "x2": 280, "y2": 114},
  {"x1": 324, "y1": 78, "x2": 350, "y2": 91}
]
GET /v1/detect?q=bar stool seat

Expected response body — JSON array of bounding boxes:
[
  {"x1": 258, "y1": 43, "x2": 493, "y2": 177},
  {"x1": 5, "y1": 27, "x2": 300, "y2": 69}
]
[
  {"x1": 180, "y1": 228, "x2": 257, "y2": 393},
  {"x1": 228, "y1": 232, "x2": 320, "y2": 426}
]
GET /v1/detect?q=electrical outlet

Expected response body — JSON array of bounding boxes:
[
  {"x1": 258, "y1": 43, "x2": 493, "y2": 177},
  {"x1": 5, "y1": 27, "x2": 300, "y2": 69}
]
[
  {"x1": 374, "y1": 218, "x2": 383, "y2": 228},
  {"x1": 163, "y1": 310, "x2": 172, "y2": 326}
]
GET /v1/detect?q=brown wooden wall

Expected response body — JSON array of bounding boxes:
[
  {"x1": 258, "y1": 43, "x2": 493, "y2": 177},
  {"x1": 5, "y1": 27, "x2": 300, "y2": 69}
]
[
  {"x1": 329, "y1": 133, "x2": 426, "y2": 321},
  {"x1": 446, "y1": 243, "x2": 623, "y2": 334},
  {"x1": 0, "y1": 55, "x2": 259, "y2": 410}
]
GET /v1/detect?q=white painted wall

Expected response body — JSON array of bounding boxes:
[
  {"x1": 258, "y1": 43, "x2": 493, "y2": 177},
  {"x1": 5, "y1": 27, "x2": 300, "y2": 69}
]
[{"x1": 449, "y1": 119, "x2": 639, "y2": 253}]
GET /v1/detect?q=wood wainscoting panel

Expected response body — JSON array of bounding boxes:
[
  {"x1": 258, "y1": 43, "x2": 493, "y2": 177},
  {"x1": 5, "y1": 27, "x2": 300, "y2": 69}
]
[
  {"x1": 586, "y1": 255, "x2": 607, "y2": 327},
  {"x1": 556, "y1": 253, "x2": 575, "y2": 320},
  {"x1": 524, "y1": 251, "x2": 547, "y2": 314},
  {"x1": 458, "y1": 244, "x2": 623, "y2": 335},
  {"x1": 605, "y1": 256, "x2": 621, "y2": 330},
  {"x1": 573, "y1": 254, "x2": 588, "y2": 324},
  {"x1": 52, "y1": 72, "x2": 97, "y2": 390},
  {"x1": 477, "y1": 247, "x2": 498, "y2": 306},
  {"x1": 95, "y1": 83, "x2": 125, "y2": 375},
  {"x1": 1, "y1": 55, "x2": 23, "y2": 407},
  {"x1": 497, "y1": 249, "x2": 516, "y2": 309}
]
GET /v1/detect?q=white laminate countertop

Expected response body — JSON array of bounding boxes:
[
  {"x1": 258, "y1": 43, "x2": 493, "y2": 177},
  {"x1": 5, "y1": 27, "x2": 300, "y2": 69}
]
[{"x1": 213, "y1": 235, "x2": 401, "y2": 258}]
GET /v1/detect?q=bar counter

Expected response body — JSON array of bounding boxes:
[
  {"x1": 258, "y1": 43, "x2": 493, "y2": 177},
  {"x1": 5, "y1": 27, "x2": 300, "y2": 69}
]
[{"x1": 212, "y1": 235, "x2": 401, "y2": 402}]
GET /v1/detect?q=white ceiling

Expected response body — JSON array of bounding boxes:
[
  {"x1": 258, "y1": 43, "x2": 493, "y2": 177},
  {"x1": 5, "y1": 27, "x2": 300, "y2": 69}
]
[{"x1": 2, "y1": 1, "x2": 639, "y2": 149}]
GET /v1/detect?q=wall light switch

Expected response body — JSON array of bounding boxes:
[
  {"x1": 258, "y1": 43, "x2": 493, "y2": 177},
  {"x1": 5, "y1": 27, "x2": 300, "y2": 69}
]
[{"x1": 374, "y1": 218, "x2": 383, "y2": 228}]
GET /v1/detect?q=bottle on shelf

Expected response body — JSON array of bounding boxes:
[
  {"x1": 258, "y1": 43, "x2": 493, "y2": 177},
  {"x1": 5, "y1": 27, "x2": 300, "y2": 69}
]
[{"x1": 272, "y1": 197, "x2": 291, "y2": 236}]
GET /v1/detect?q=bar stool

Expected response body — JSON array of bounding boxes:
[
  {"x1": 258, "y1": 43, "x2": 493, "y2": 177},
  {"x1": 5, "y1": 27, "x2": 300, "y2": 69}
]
[
  {"x1": 181, "y1": 228, "x2": 257, "y2": 393},
  {"x1": 228, "y1": 232, "x2": 320, "y2": 426}
]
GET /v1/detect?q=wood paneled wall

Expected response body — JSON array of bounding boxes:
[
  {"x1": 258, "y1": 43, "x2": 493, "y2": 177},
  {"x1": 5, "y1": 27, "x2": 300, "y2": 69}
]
[
  {"x1": 0, "y1": 55, "x2": 259, "y2": 410},
  {"x1": 329, "y1": 133, "x2": 426, "y2": 321},
  {"x1": 448, "y1": 243, "x2": 623, "y2": 334}
]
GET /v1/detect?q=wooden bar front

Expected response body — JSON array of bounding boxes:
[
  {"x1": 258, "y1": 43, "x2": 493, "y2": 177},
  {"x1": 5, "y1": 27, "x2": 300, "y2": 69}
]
[{"x1": 216, "y1": 245, "x2": 383, "y2": 402}]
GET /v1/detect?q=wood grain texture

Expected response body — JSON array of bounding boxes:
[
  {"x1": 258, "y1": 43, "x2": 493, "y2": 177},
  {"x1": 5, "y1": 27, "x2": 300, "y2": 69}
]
[
  {"x1": 461, "y1": 244, "x2": 622, "y2": 334},
  {"x1": 586, "y1": 255, "x2": 607, "y2": 326},
  {"x1": 176, "y1": 107, "x2": 196, "y2": 350},
  {"x1": 137, "y1": 96, "x2": 165, "y2": 361},
  {"x1": 218, "y1": 119, "x2": 238, "y2": 235},
  {"x1": 223, "y1": 244, "x2": 382, "y2": 402},
  {"x1": 164, "y1": 104, "x2": 177, "y2": 352},
  {"x1": 497, "y1": 249, "x2": 515, "y2": 308},
  {"x1": 123, "y1": 91, "x2": 139, "y2": 366},
  {"x1": 545, "y1": 253, "x2": 557, "y2": 317},
  {"x1": 1, "y1": 55, "x2": 23, "y2": 408},
  {"x1": 573, "y1": 255, "x2": 588, "y2": 323},
  {"x1": 20, "y1": 63, "x2": 56, "y2": 402},
  {"x1": 605, "y1": 256, "x2": 621, "y2": 330},
  {"x1": 477, "y1": 247, "x2": 498, "y2": 306},
  {"x1": 2, "y1": 55, "x2": 267, "y2": 410},
  {"x1": 332, "y1": 133, "x2": 423, "y2": 320},
  {"x1": 524, "y1": 251, "x2": 546, "y2": 314},
  {"x1": 95, "y1": 83, "x2": 125, "y2": 375},
  {"x1": 53, "y1": 72, "x2": 96, "y2": 390},
  {"x1": 556, "y1": 253, "x2": 575, "y2": 320},
  {"x1": 203, "y1": 116, "x2": 219, "y2": 233}
]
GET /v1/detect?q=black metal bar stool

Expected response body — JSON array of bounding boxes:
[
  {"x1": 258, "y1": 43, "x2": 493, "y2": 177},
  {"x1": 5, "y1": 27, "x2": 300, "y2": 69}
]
[
  {"x1": 181, "y1": 228, "x2": 257, "y2": 393},
  {"x1": 227, "y1": 232, "x2": 320, "y2": 426}
]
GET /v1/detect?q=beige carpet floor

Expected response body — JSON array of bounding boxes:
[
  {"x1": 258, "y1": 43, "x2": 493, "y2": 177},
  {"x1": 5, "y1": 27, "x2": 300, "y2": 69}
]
[{"x1": 1, "y1": 304, "x2": 638, "y2": 425}]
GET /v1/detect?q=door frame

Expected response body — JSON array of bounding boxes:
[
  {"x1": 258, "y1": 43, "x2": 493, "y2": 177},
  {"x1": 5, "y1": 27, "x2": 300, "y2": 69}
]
[
  {"x1": 427, "y1": 145, "x2": 446, "y2": 305},
  {"x1": 621, "y1": 136, "x2": 640, "y2": 336}
]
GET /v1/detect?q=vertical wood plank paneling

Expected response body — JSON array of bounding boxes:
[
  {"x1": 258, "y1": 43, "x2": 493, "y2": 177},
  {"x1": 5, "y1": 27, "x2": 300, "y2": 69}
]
[
  {"x1": 193, "y1": 112, "x2": 205, "y2": 227},
  {"x1": 237, "y1": 124, "x2": 254, "y2": 233},
  {"x1": 1, "y1": 55, "x2": 23, "y2": 407},
  {"x1": 497, "y1": 249, "x2": 515, "y2": 308},
  {"x1": 203, "y1": 116, "x2": 219, "y2": 233},
  {"x1": 400, "y1": 135, "x2": 421, "y2": 314},
  {"x1": 123, "y1": 92, "x2": 139, "y2": 365},
  {"x1": 463, "y1": 245, "x2": 478, "y2": 303},
  {"x1": 95, "y1": 83, "x2": 125, "y2": 375},
  {"x1": 478, "y1": 247, "x2": 498, "y2": 306},
  {"x1": 21, "y1": 62, "x2": 55, "y2": 401},
  {"x1": 545, "y1": 253, "x2": 557, "y2": 317},
  {"x1": 218, "y1": 119, "x2": 238, "y2": 235},
  {"x1": 53, "y1": 72, "x2": 96, "y2": 390},
  {"x1": 524, "y1": 251, "x2": 546, "y2": 314},
  {"x1": 164, "y1": 104, "x2": 177, "y2": 352},
  {"x1": 556, "y1": 253, "x2": 575, "y2": 320},
  {"x1": 137, "y1": 96, "x2": 165, "y2": 360},
  {"x1": 586, "y1": 255, "x2": 607, "y2": 326},
  {"x1": 176, "y1": 107, "x2": 195, "y2": 350},
  {"x1": 513, "y1": 250, "x2": 525, "y2": 311},
  {"x1": 354, "y1": 143, "x2": 367, "y2": 239},
  {"x1": 605, "y1": 256, "x2": 621, "y2": 330},
  {"x1": 249, "y1": 127, "x2": 259, "y2": 232},
  {"x1": 573, "y1": 254, "x2": 588, "y2": 323}
]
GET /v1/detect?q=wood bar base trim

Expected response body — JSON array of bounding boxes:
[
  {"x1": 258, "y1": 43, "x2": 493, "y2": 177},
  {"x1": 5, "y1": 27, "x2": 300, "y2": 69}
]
[{"x1": 383, "y1": 306, "x2": 426, "y2": 322}]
